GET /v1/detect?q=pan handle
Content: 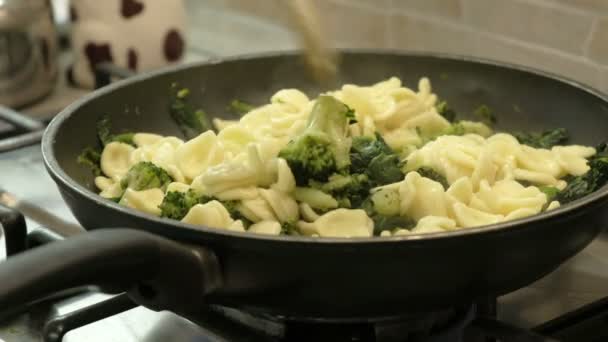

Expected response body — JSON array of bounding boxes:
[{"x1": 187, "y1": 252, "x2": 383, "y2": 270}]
[
  {"x1": 0, "y1": 228, "x2": 222, "y2": 316},
  {"x1": 0, "y1": 203, "x2": 27, "y2": 256}
]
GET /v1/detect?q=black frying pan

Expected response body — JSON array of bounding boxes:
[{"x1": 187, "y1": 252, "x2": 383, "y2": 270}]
[{"x1": 2, "y1": 51, "x2": 608, "y2": 322}]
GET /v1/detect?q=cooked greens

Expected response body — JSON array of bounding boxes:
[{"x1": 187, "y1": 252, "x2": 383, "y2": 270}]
[
  {"x1": 229, "y1": 99, "x2": 256, "y2": 115},
  {"x1": 77, "y1": 147, "x2": 102, "y2": 176},
  {"x1": 556, "y1": 143, "x2": 608, "y2": 203},
  {"x1": 169, "y1": 83, "x2": 212, "y2": 139},
  {"x1": 120, "y1": 162, "x2": 173, "y2": 191},
  {"x1": 96, "y1": 115, "x2": 135, "y2": 147},
  {"x1": 279, "y1": 95, "x2": 354, "y2": 185},
  {"x1": 514, "y1": 128, "x2": 569, "y2": 149}
]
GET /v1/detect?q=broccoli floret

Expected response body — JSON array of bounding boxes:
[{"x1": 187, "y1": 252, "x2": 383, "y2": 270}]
[
  {"x1": 279, "y1": 95, "x2": 354, "y2": 185},
  {"x1": 221, "y1": 200, "x2": 253, "y2": 228},
  {"x1": 474, "y1": 105, "x2": 496, "y2": 126},
  {"x1": 120, "y1": 162, "x2": 173, "y2": 191},
  {"x1": 514, "y1": 128, "x2": 569, "y2": 149},
  {"x1": 350, "y1": 134, "x2": 404, "y2": 186},
  {"x1": 436, "y1": 101, "x2": 457, "y2": 122},
  {"x1": 228, "y1": 99, "x2": 255, "y2": 115},
  {"x1": 96, "y1": 115, "x2": 135, "y2": 147},
  {"x1": 416, "y1": 167, "x2": 449, "y2": 189},
  {"x1": 159, "y1": 189, "x2": 213, "y2": 220},
  {"x1": 169, "y1": 83, "x2": 212, "y2": 139},
  {"x1": 77, "y1": 147, "x2": 102, "y2": 176}
]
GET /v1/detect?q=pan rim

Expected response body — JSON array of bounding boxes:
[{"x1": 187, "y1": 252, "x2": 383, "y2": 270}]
[{"x1": 42, "y1": 49, "x2": 608, "y2": 245}]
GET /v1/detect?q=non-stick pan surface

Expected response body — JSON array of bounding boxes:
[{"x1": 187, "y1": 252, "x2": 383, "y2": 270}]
[{"x1": 11, "y1": 51, "x2": 608, "y2": 320}]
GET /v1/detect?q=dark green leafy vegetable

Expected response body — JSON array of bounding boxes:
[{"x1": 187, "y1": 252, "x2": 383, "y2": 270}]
[
  {"x1": 350, "y1": 134, "x2": 403, "y2": 186},
  {"x1": 77, "y1": 147, "x2": 102, "y2": 176},
  {"x1": 415, "y1": 167, "x2": 449, "y2": 189},
  {"x1": 556, "y1": 143, "x2": 608, "y2": 203},
  {"x1": 436, "y1": 101, "x2": 457, "y2": 122},
  {"x1": 279, "y1": 95, "x2": 354, "y2": 185},
  {"x1": 371, "y1": 215, "x2": 415, "y2": 236},
  {"x1": 120, "y1": 162, "x2": 173, "y2": 191},
  {"x1": 314, "y1": 173, "x2": 371, "y2": 209},
  {"x1": 229, "y1": 99, "x2": 256, "y2": 115},
  {"x1": 96, "y1": 116, "x2": 135, "y2": 147},
  {"x1": 169, "y1": 83, "x2": 212, "y2": 139},
  {"x1": 514, "y1": 128, "x2": 569, "y2": 149},
  {"x1": 474, "y1": 105, "x2": 496, "y2": 126},
  {"x1": 159, "y1": 189, "x2": 213, "y2": 220},
  {"x1": 368, "y1": 154, "x2": 404, "y2": 186}
]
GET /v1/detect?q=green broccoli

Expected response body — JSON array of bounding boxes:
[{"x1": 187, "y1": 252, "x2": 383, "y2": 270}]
[
  {"x1": 228, "y1": 99, "x2": 256, "y2": 115},
  {"x1": 416, "y1": 167, "x2": 449, "y2": 189},
  {"x1": 436, "y1": 101, "x2": 457, "y2": 122},
  {"x1": 78, "y1": 116, "x2": 135, "y2": 176},
  {"x1": 96, "y1": 115, "x2": 135, "y2": 147},
  {"x1": 77, "y1": 147, "x2": 102, "y2": 176},
  {"x1": 514, "y1": 128, "x2": 569, "y2": 149},
  {"x1": 556, "y1": 142, "x2": 608, "y2": 203},
  {"x1": 169, "y1": 83, "x2": 212, "y2": 139},
  {"x1": 279, "y1": 95, "x2": 354, "y2": 185},
  {"x1": 159, "y1": 189, "x2": 213, "y2": 220},
  {"x1": 474, "y1": 105, "x2": 496, "y2": 126},
  {"x1": 221, "y1": 200, "x2": 253, "y2": 228},
  {"x1": 120, "y1": 162, "x2": 173, "y2": 191},
  {"x1": 350, "y1": 134, "x2": 404, "y2": 186}
]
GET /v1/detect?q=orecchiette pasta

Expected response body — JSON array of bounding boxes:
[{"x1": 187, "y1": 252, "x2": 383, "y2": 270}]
[{"x1": 92, "y1": 77, "x2": 602, "y2": 238}]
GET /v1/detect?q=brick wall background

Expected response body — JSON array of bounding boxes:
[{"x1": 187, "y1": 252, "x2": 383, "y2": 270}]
[{"x1": 187, "y1": 0, "x2": 608, "y2": 94}]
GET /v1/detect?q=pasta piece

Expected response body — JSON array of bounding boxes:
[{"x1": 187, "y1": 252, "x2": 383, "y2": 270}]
[
  {"x1": 239, "y1": 198, "x2": 277, "y2": 222},
  {"x1": 175, "y1": 131, "x2": 225, "y2": 180},
  {"x1": 166, "y1": 182, "x2": 190, "y2": 193},
  {"x1": 215, "y1": 187, "x2": 259, "y2": 201},
  {"x1": 411, "y1": 216, "x2": 456, "y2": 234},
  {"x1": 552, "y1": 145, "x2": 595, "y2": 177},
  {"x1": 271, "y1": 158, "x2": 297, "y2": 193},
  {"x1": 181, "y1": 200, "x2": 234, "y2": 229},
  {"x1": 100, "y1": 142, "x2": 135, "y2": 179},
  {"x1": 298, "y1": 209, "x2": 373, "y2": 237},
  {"x1": 258, "y1": 188, "x2": 299, "y2": 223},
  {"x1": 452, "y1": 202, "x2": 503, "y2": 227},
  {"x1": 132, "y1": 133, "x2": 164, "y2": 147},
  {"x1": 229, "y1": 220, "x2": 246, "y2": 232},
  {"x1": 94, "y1": 176, "x2": 114, "y2": 191},
  {"x1": 294, "y1": 187, "x2": 339, "y2": 210},
  {"x1": 248, "y1": 221, "x2": 282, "y2": 235},
  {"x1": 213, "y1": 118, "x2": 238, "y2": 131},
  {"x1": 398, "y1": 172, "x2": 448, "y2": 220},
  {"x1": 547, "y1": 201, "x2": 560, "y2": 211},
  {"x1": 299, "y1": 203, "x2": 320, "y2": 222},
  {"x1": 119, "y1": 188, "x2": 164, "y2": 216}
]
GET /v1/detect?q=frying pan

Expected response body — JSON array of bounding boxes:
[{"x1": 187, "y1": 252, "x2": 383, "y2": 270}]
[{"x1": 2, "y1": 51, "x2": 608, "y2": 322}]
